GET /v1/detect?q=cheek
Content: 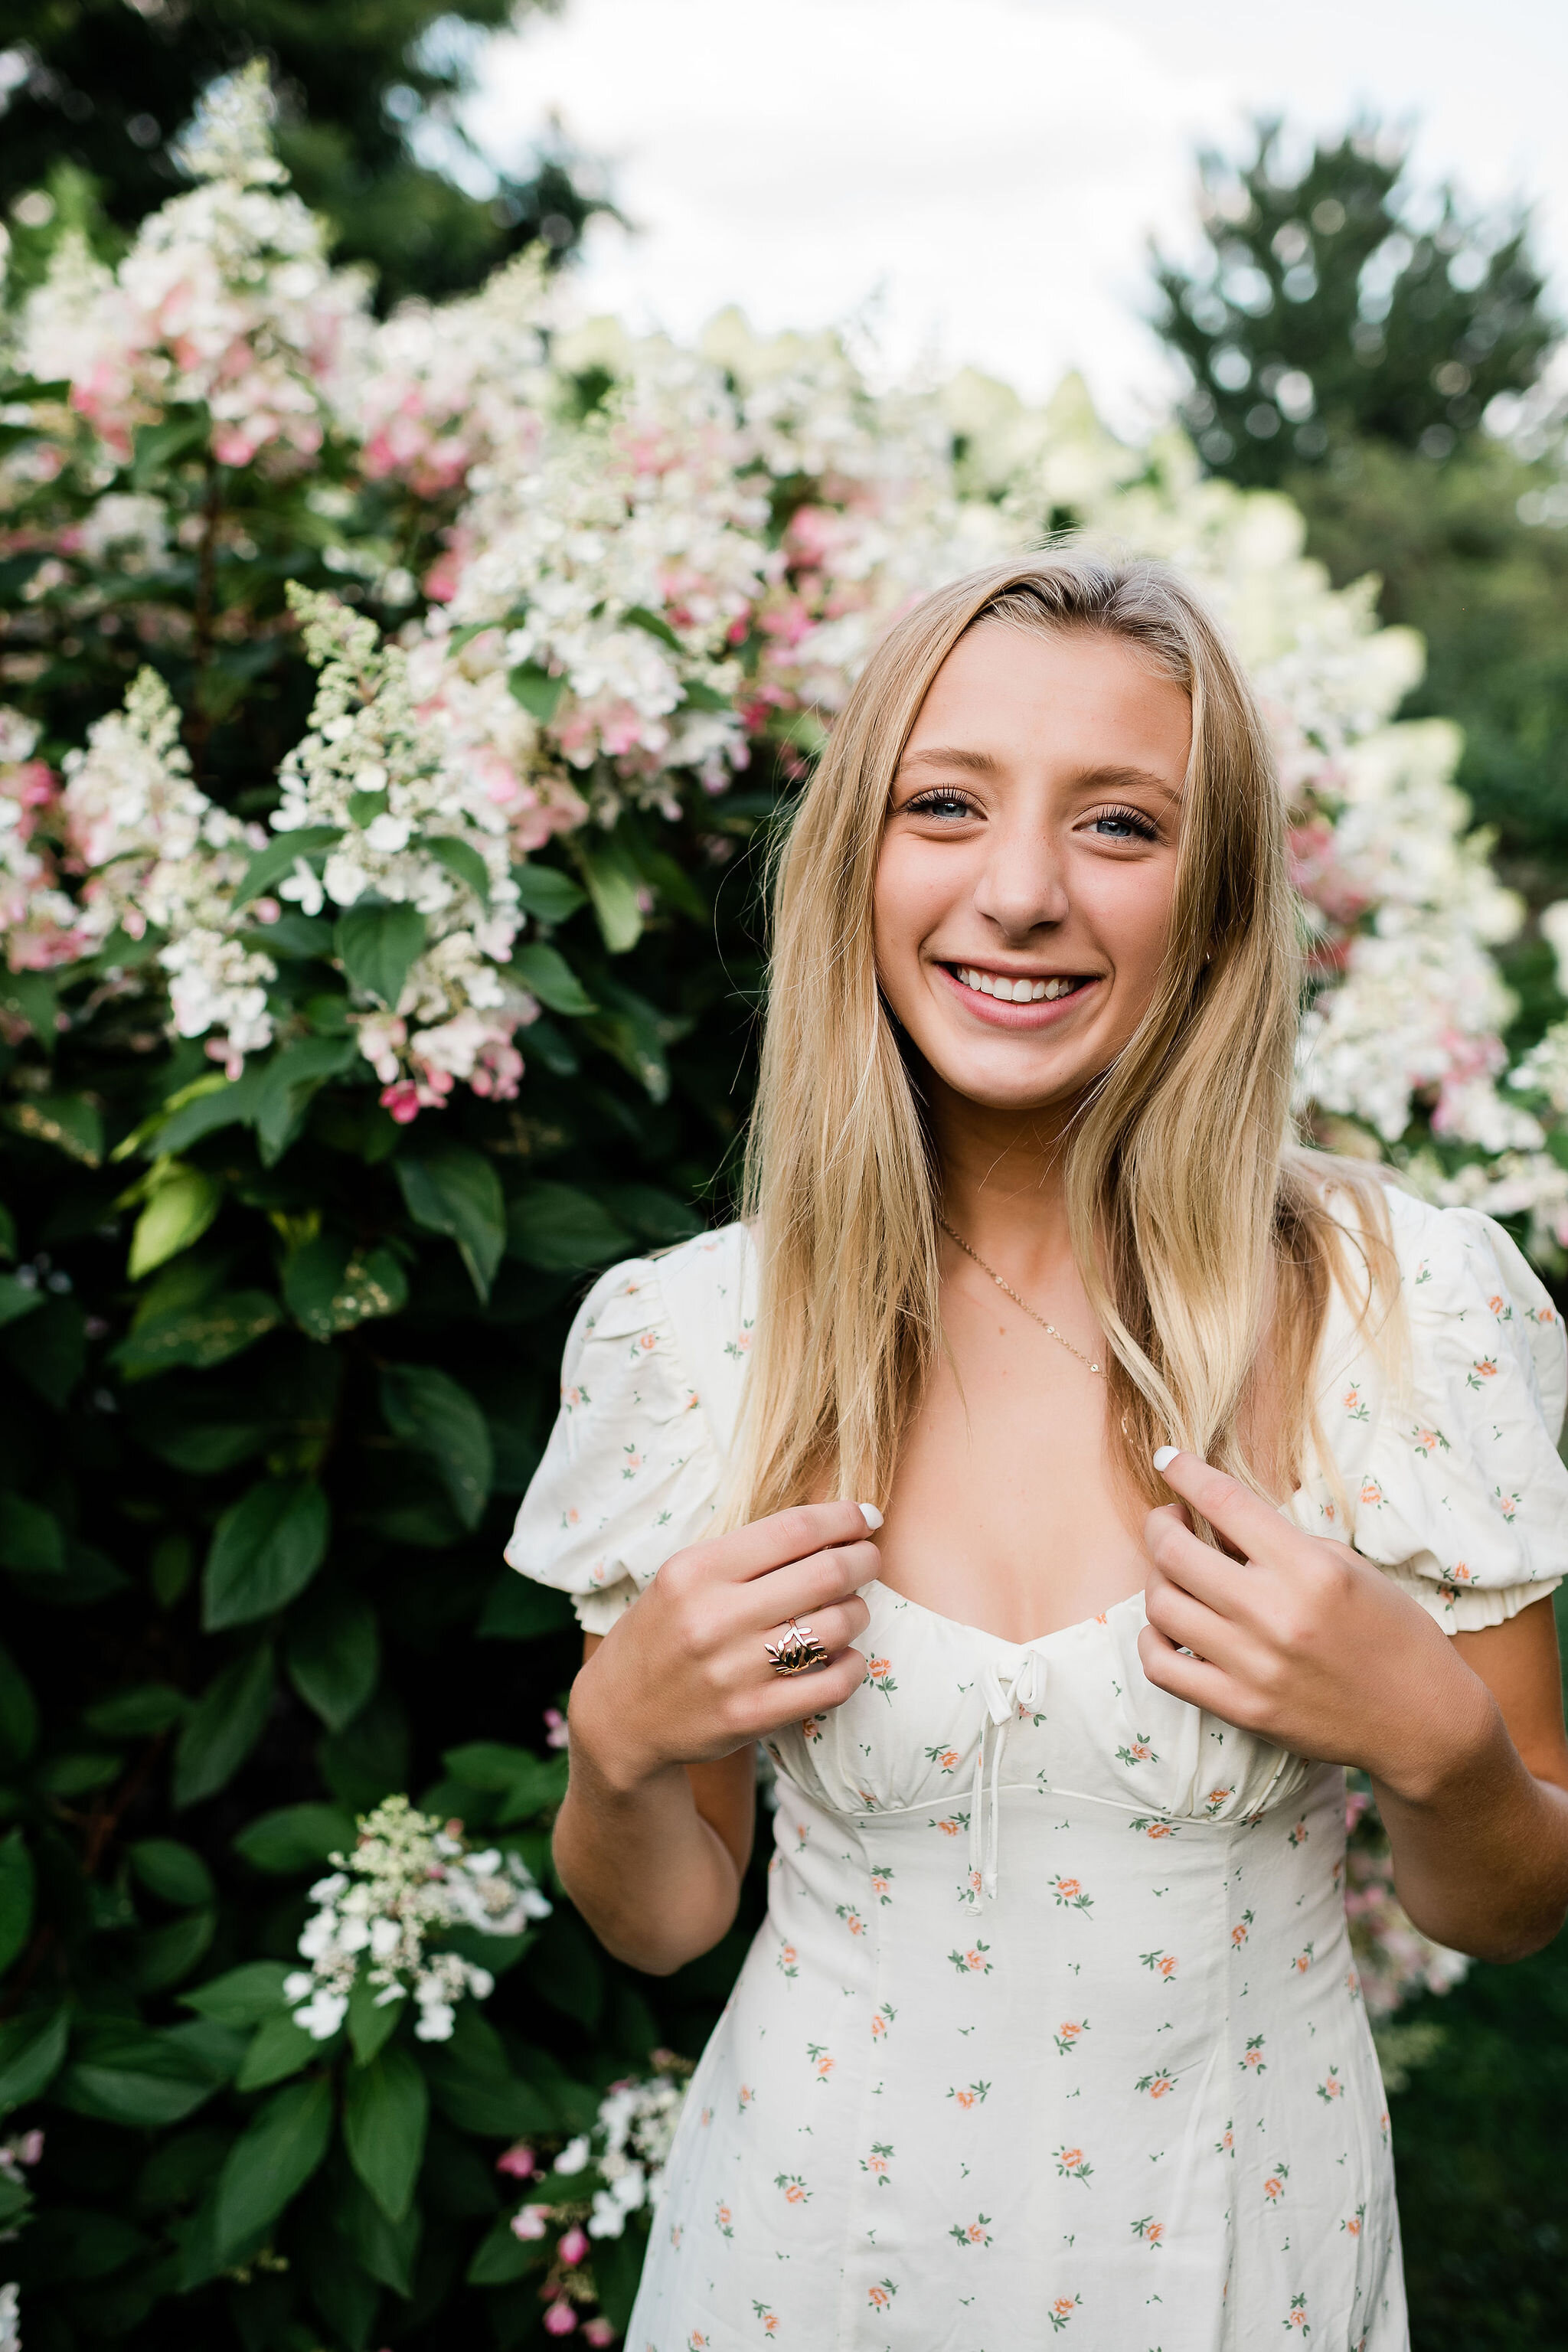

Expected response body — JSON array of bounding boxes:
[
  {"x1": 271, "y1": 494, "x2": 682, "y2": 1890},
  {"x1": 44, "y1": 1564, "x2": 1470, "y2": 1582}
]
[
  {"x1": 871, "y1": 838, "x2": 952, "y2": 995},
  {"x1": 1076, "y1": 859, "x2": 1174, "y2": 990}
]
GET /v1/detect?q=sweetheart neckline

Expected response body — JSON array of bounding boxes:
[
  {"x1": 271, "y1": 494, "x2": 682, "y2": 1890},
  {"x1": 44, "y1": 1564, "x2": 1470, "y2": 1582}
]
[{"x1": 865, "y1": 1577, "x2": 1148, "y2": 1654}]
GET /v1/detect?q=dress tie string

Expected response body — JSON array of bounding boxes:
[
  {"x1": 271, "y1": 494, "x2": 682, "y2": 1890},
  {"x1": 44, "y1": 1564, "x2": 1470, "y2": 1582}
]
[{"x1": 969, "y1": 1650, "x2": 1047, "y2": 1899}]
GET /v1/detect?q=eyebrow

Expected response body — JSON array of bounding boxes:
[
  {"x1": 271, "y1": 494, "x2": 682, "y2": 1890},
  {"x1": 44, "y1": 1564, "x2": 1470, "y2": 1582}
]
[{"x1": 894, "y1": 749, "x2": 1181, "y2": 802}]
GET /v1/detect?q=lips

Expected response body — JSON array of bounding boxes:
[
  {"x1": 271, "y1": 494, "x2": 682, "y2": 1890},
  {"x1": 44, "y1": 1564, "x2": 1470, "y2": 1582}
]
[{"x1": 935, "y1": 962, "x2": 1101, "y2": 1027}]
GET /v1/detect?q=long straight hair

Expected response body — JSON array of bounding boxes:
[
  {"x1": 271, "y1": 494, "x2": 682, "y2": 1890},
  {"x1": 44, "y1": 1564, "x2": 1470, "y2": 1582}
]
[{"x1": 727, "y1": 550, "x2": 1394, "y2": 1526}]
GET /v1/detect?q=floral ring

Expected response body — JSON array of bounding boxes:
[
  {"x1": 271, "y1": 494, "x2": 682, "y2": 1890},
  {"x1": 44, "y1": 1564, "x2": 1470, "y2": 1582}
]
[{"x1": 765, "y1": 1618, "x2": 829, "y2": 1677}]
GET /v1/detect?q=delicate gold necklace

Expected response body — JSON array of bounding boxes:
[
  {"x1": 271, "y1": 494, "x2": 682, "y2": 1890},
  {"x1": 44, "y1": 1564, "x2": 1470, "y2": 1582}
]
[{"x1": 937, "y1": 1215, "x2": 1105, "y2": 1377}]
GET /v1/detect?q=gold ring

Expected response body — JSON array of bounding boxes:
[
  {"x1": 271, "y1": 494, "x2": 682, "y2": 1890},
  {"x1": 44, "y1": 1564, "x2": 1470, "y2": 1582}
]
[{"x1": 766, "y1": 1618, "x2": 828, "y2": 1677}]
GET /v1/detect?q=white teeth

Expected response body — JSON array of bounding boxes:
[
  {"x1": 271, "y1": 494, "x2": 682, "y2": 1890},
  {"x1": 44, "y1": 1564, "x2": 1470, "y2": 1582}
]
[{"x1": 955, "y1": 967, "x2": 1083, "y2": 1004}]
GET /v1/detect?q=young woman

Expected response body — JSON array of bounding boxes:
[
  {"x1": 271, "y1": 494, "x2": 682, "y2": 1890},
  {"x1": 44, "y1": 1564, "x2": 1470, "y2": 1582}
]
[{"x1": 508, "y1": 554, "x2": 1568, "y2": 2350}]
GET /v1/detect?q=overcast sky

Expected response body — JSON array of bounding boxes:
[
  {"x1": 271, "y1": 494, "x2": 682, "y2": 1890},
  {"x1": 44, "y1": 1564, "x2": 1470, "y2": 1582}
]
[{"x1": 465, "y1": 0, "x2": 1568, "y2": 428}]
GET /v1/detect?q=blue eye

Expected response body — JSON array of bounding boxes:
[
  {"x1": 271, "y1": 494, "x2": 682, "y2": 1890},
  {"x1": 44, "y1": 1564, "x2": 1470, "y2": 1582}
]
[
  {"x1": 1090, "y1": 804, "x2": 1158, "y2": 841},
  {"x1": 906, "y1": 790, "x2": 975, "y2": 820}
]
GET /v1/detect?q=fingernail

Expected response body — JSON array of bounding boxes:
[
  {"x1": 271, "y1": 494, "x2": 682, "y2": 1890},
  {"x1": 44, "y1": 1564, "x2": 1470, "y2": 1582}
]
[
  {"x1": 1152, "y1": 1446, "x2": 1179, "y2": 1473},
  {"x1": 858, "y1": 1502, "x2": 884, "y2": 1531}
]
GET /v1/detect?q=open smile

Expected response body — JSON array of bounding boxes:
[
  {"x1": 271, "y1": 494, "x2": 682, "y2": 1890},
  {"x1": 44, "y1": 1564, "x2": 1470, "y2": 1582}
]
[{"x1": 934, "y1": 962, "x2": 1101, "y2": 1027}]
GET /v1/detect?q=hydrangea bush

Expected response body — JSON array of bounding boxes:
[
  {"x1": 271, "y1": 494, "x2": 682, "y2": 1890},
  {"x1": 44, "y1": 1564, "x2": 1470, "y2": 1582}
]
[{"x1": 0, "y1": 63, "x2": 1550, "y2": 2350}]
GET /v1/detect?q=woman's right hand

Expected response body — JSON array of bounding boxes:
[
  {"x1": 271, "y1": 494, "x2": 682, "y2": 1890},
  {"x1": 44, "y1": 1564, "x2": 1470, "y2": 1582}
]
[{"x1": 567, "y1": 1501, "x2": 879, "y2": 1791}]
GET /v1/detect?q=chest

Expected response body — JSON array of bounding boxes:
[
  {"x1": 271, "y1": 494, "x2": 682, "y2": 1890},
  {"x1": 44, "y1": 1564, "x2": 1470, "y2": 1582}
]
[{"x1": 876, "y1": 1298, "x2": 1148, "y2": 1643}]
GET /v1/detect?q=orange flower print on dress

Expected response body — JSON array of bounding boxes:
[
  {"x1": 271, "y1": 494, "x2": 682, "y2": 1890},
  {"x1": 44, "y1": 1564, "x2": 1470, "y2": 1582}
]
[
  {"x1": 1284, "y1": 2291, "x2": 1310, "y2": 2332},
  {"x1": 688, "y1": 2332, "x2": 708, "y2": 2350},
  {"x1": 620, "y1": 1443, "x2": 644, "y2": 1479},
  {"x1": 737, "y1": 2084, "x2": 754, "y2": 2114},
  {"x1": 800, "y1": 1714, "x2": 824, "y2": 1743},
  {"x1": 1203, "y1": 1785, "x2": 1235, "y2": 1818},
  {"x1": 1291, "y1": 1943, "x2": 1315, "y2": 1975},
  {"x1": 949, "y1": 2216, "x2": 994, "y2": 2247},
  {"x1": 929, "y1": 1811, "x2": 969, "y2": 1838},
  {"x1": 1317, "y1": 2066, "x2": 1344, "y2": 2103},
  {"x1": 864, "y1": 1656, "x2": 897, "y2": 1700},
  {"x1": 870, "y1": 2002, "x2": 896, "y2": 2040},
  {"x1": 1411, "y1": 1424, "x2": 1449, "y2": 1455},
  {"x1": 1131, "y1": 2216, "x2": 1165, "y2": 2247},
  {"x1": 1215, "y1": 2120, "x2": 1235, "y2": 2156},
  {"x1": 948, "y1": 2079, "x2": 991, "y2": 2109},
  {"x1": 776, "y1": 1941, "x2": 798, "y2": 1979},
  {"x1": 1287, "y1": 1818, "x2": 1308, "y2": 1847},
  {"x1": 1115, "y1": 1731, "x2": 1159, "y2": 1767},
  {"x1": 925, "y1": 1742, "x2": 962, "y2": 1774},
  {"x1": 1466, "y1": 1355, "x2": 1498, "y2": 1390},
  {"x1": 869, "y1": 1864, "x2": 894, "y2": 1904},
  {"x1": 714, "y1": 2200, "x2": 733, "y2": 2239},
  {"x1": 1050, "y1": 1874, "x2": 1093, "y2": 1911},
  {"x1": 948, "y1": 1941, "x2": 993, "y2": 1975},
  {"x1": 860, "y1": 2141, "x2": 893, "y2": 2184},
  {"x1": 1129, "y1": 1815, "x2": 1179, "y2": 1840},
  {"x1": 836, "y1": 1903, "x2": 867, "y2": 1937},
  {"x1": 867, "y1": 2278, "x2": 897, "y2": 2311},
  {"x1": 1054, "y1": 2145, "x2": 1093, "y2": 2185},
  {"x1": 1232, "y1": 1909, "x2": 1254, "y2": 1948},
  {"x1": 1342, "y1": 2204, "x2": 1366, "y2": 2238},
  {"x1": 774, "y1": 2173, "x2": 810, "y2": 2204},
  {"x1": 1240, "y1": 2034, "x2": 1268, "y2": 2074},
  {"x1": 1141, "y1": 1948, "x2": 1178, "y2": 1979},
  {"x1": 1054, "y1": 2020, "x2": 1087, "y2": 2056},
  {"x1": 1342, "y1": 1385, "x2": 1369, "y2": 1423},
  {"x1": 1047, "y1": 2294, "x2": 1082, "y2": 2332},
  {"x1": 805, "y1": 2042, "x2": 835, "y2": 2083},
  {"x1": 1357, "y1": 1476, "x2": 1386, "y2": 1509},
  {"x1": 1136, "y1": 2069, "x2": 1178, "y2": 2099},
  {"x1": 751, "y1": 2301, "x2": 779, "y2": 2336},
  {"x1": 1263, "y1": 2161, "x2": 1289, "y2": 2204},
  {"x1": 1494, "y1": 1487, "x2": 1522, "y2": 1521}
]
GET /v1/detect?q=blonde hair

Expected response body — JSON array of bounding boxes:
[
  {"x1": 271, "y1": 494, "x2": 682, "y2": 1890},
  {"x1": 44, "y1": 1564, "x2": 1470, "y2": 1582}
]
[{"x1": 727, "y1": 549, "x2": 1394, "y2": 1527}]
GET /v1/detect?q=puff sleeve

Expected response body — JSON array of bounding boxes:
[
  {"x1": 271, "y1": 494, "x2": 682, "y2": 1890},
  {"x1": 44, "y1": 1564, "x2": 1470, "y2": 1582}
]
[
  {"x1": 503, "y1": 1252, "x2": 727, "y2": 1635},
  {"x1": 1295, "y1": 1188, "x2": 1568, "y2": 1631}
]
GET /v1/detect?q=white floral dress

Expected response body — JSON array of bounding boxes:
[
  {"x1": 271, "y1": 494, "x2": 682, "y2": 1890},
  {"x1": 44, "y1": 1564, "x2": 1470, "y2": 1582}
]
[{"x1": 507, "y1": 1190, "x2": 1568, "y2": 2352}]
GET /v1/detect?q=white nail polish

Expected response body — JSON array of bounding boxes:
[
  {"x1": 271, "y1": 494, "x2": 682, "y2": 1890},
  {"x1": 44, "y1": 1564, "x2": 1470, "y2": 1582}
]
[
  {"x1": 1152, "y1": 1446, "x2": 1180, "y2": 1473},
  {"x1": 858, "y1": 1502, "x2": 884, "y2": 1531}
]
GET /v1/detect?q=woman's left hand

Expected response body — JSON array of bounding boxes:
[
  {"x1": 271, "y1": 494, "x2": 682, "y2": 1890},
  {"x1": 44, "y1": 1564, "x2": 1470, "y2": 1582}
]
[{"x1": 1138, "y1": 1450, "x2": 1494, "y2": 1802}]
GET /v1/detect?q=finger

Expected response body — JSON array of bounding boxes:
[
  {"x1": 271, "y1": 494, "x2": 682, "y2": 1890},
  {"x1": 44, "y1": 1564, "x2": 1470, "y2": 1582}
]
[
  {"x1": 1142, "y1": 1563, "x2": 1243, "y2": 1668},
  {"x1": 1151, "y1": 1449, "x2": 1289, "y2": 1565},
  {"x1": 1137, "y1": 1619, "x2": 1251, "y2": 1720},
  {"x1": 1142, "y1": 1509, "x2": 1256, "y2": 1619},
  {"x1": 691, "y1": 1501, "x2": 882, "y2": 1585},
  {"x1": 743, "y1": 1540, "x2": 881, "y2": 1626},
  {"x1": 756, "y1": 1595, "x2": 871, "y2": 1669},
  {"x1": 754, "y1": 1645, "x2": 866, "y2": 1733}
]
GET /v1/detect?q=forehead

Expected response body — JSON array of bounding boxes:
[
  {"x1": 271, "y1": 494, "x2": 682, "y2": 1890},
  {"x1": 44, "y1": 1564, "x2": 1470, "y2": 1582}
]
[{"x1": 902, "y1": 622, "x2": 1191, "y2": 773}]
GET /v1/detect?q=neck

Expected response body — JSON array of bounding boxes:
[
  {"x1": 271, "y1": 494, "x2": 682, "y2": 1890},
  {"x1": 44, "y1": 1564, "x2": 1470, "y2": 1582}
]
[{"x1": 929, "y1": 1073, "x2": 1086, "y2": 1285}]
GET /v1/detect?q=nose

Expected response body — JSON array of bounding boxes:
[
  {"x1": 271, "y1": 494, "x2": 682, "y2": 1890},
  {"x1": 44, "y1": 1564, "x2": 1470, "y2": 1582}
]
[{"x1": 970, "y1": 813, "x2": 1069, "y2": 941}]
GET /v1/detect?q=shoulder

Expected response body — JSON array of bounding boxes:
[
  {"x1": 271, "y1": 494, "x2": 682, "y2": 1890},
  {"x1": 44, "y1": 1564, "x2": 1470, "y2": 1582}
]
[{"x1": 557, "y1": 1219, "x2": 756, "y2": 1452}]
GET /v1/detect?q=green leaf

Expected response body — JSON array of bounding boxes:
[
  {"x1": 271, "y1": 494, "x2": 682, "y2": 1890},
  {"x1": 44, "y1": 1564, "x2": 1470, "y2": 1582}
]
[
  {"x1": 36, "y1": 1752, "x2": 120, "y2": 1795},
  {"x1": 420, "y1": 2013, "x2": 552, "y2": 2138},
  {"x1": 234, "y1": 827, "x2": 344, "y2": 908},
  {"x1": 506, "y1": 1181, "x2": 634, "y2": 1273},
  {"x1": 129, "y1": 1839, "x2": 214, "y2": 1909},
  {"x1": 232, "y1": 1804, "x2": 354, "y2": 1875},
  {"x1": 113, "y1": 1289, "x2": 281, "y2": 1379},
  {"x1": 575, "y1": 835, "x2": 645, "y2": 953},
  {"x1": 346, "y1": 1972, "x2": 403, "y2": 2067},
  {"x1": 0, "y1": 1643, "x2": 39, "y2": 1765},
  {"x1": 510, "y1": 862, "x2": 587, "y2": 923},
  {"x1": 127, "y1": 1165, "x2": 223, "y2": 1281},
  {"x1": 0, "y1": 1494, "x2": 64, "y2": 1576},
  {"x1": 394, "y1": 1142, "x2": 505, "y2": 1301},
  {"x1": 343, "y1": 2046, "x2": 430, "y2": 2224},
  {"x1": 144, "y1": 1067, "x2": 265, "y2": 1156},
  {"x1": 283, "y1": 1233, "x2": 407, "y2": 1341},
  {"x1": 507, "y1": 660, "x2": 564, "y2": 723},
  {"x1": 0, "y1": 972, "x2": 54, "y2": 1044},
  {"x1": 0, "y1": 1294, "x2": 87, "y2": 1410},
  {"x1": 286, "y1": 1586, "x2": 380, "y2": 1731},
  {"x1": 253, "y1": 1033, "x2": 361, "y2": 1166},
  {"x1": 130, "y1": 408, "x2": 208, "y2": 489},
  {"x1": 85, "y1": 1684, "x2": 191, "y2": 1738},
  {"x1": 423, "y1": 833, "x2": 492, "y2": 903},
  {"x1": 335, "y1": 899, "x2": 427, "y2": 1009},
  {"x1": 235, "y1": 2012, "x2": 320, "y2": 2092},
  {"x1": 622, "y1": 602, "x2": 684, "y2": 652},
  {"x1": 681, "y1": 677, "x2": 732, "y2": 711},
  {"x1": 172, "y1": 1643, "x2": 275, "y2": 1808},
  {"x1": 510, "y1": 940, "x2": 596, "y2": 1015},
  {"x1": 202, "y1": 1478, "x2": 330, "y2": 1630},
  {"x1": 466, "y1": 2212, "x2": 544, "y2": 2285},
  {"x1": 57, "y1": 2027, "x2": 220, "y2": 2126},
  {"x1": 475, "y1": 1572, "x2": 573, "y2": 1642},
  {"x1": 0, "y1": 1831, "x2": 34, "y2": 1975},
  {"x1": 129, "y1": 1907, "x2": 215, "y2": 1992},
  {"x1": 2, "y1": 1094, "x2": 103, "y2": 1165},
  {"x1": 335, "y1": 2164, "x2": 423, "y2": 2297},
  {"x1": 0, "y1": 2007, "x2": 67, "y2": 2112},
  {"x1": 0, "y1": 1203, "x2": 14, "y2": 1259},
  {"x1": 181, "y1": 1962, "x2": 293, "y2": 2029},
  {"x1": 603, "y1": 1182, "x2": 704, "y2": 1246},
  {"x1": 214, "y1": 2076, "x2": 333, "y2": 2262},
  {"x1": 378, "y1": 1365, "x2": 492, "y2": 1530},
  {"x1": 0, "y1": 1276, "x2": 44, "y2": 1331}
]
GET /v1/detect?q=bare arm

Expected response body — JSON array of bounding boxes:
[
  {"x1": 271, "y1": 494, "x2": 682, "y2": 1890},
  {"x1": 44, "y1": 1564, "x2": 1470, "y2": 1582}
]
[
  {"x1": 1142, "y1": 1452, "x2": 1568, "y2": 1965},
  {"x1": 553, "y1": 1501, "x2": 877, "y2": 1975}
]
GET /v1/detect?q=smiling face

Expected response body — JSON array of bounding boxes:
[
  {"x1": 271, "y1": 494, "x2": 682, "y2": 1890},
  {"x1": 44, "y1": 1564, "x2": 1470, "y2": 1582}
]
[{"x1": 873, "y1": 620, "x2": 1193, "y2": 1118}]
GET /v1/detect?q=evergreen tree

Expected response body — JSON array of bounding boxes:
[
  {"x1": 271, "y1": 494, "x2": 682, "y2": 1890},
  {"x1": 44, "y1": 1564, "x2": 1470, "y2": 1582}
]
[
  {"x1": 0, "y1": 0, "x2": 605, "y2": 305},
  {"x1": 1152, "y1": 120, "x2": 1557, "y2": 488}
]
